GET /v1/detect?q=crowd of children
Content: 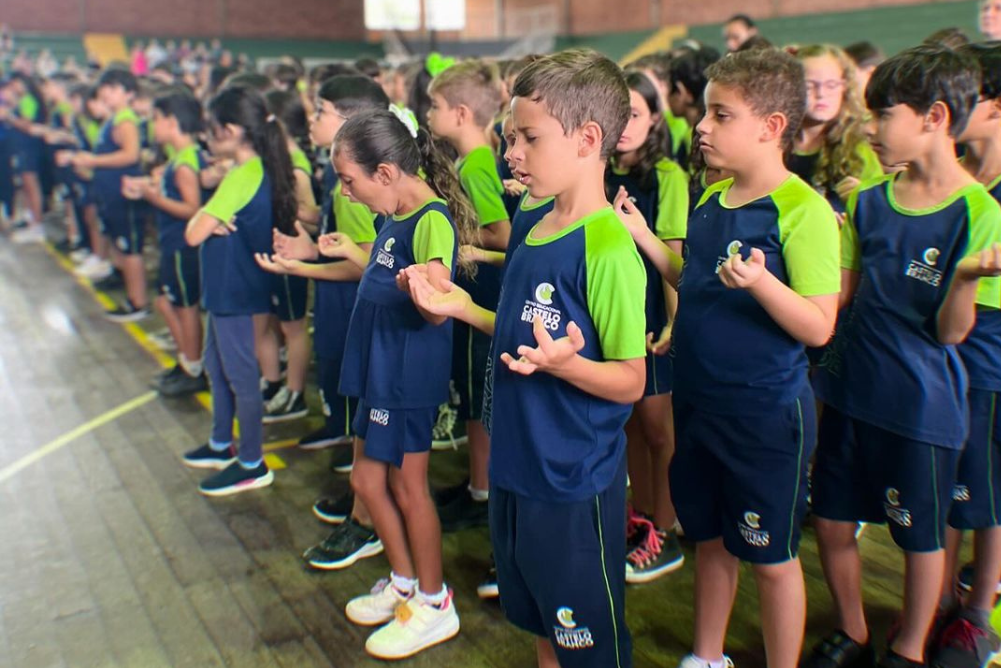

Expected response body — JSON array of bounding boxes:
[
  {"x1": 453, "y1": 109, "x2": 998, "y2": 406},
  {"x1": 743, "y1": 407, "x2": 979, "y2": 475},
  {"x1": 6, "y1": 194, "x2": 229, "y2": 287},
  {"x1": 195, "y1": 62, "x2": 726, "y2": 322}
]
[{"x1": 5, "y1": 11, "x2": 1001, "y2": 667}]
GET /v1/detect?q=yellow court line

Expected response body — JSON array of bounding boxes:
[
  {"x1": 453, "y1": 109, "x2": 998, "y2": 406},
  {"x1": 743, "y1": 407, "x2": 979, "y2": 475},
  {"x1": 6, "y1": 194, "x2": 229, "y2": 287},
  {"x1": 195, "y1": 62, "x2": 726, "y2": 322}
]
[
  {"x1": 0, "y1": 391, "x2": 158, "y2": 484},
  {"x1": 42, "y1": 243, "x2": 270, "y2": 462}
]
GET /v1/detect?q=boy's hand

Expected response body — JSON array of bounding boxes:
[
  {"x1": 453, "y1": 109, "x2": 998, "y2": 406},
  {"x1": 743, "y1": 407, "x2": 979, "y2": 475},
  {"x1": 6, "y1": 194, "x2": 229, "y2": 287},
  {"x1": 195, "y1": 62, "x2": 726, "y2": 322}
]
[
  {"x1": 459, "y1": 244, "x2": 485, "y2": 265},
  {"x1": 212, "y1": 217, "x2": 237, "y2": 236},
  {"x1": 317, "y1": 231, "x2": 358, "y2": 259},
  {"x1": 647, "y1": 325, "x2": 671, "y2": 356},
  {"x1": 274, "y1": 221, "x2": 317, "y2": 260},
  {"x1": 55, "y1": 150, "x2": 76, "y2": 167},
  {"x1": 501, "y1": 318, "x2": 585, "y2": 376},
  {"x1": 72, "y1": 152, "x2": 95, "y2": 169},
  {"x1": 718, "y1": 247, "x2": 767, "y2": 290},
  {"x1": 612, "y1": 186, "x2": 648, "y2": 240},
  {"x1": 502, "y1": 178, "x2": 526, "y2": 197},
  {"x1": 254, "y1": 252, "x2": 298, "y2": 275},
  {"x1": 405, "y1": 266, "x2": 471, "y2": 319},
  {"x1": 120, "y1": 176, "x2": 149, "y2": 200},
  {"x1": 397, "y1": 263, "x2": 427, "y2": 292},
  {"x1": 835, "y1": 176, "x2": 860, "y2": 202},
  {"x1": 957, "y1": 243, "x2": 1001, "y2": 280}
]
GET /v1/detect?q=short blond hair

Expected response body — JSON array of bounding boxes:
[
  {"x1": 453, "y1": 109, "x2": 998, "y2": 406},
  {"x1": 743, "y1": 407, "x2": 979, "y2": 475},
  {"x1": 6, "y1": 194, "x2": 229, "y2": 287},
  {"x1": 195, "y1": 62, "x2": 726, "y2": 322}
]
[{"x1": 428, "y1": 59, "x2": 503, "y2": 127}]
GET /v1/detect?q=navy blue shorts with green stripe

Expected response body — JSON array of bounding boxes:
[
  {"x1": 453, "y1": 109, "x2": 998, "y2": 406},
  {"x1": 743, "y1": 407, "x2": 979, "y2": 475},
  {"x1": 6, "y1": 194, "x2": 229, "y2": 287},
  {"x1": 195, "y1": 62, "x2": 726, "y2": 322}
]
[
  {"x1": 270, "y1": 274, "x2": 308, "y2": 322},
  {"x1": 949, "y1": 388, "x2": 1001, "y2": 530},
  {"x1": 451, "y1": 320, "x2": 491, "y2": 422},
  {"x1": 644, "y1": 349, "x2": 672, "y2": 396},
  {"x1": 670, "y1": 385, "x2": 815, "y2": 564},
  {"x1": 490, "y1": 460, "x2": 632, "y2": 668},
  {"x1": 158, "y1": 247, "x2": 201, "y2": 308},
  {"x1": 812, "y1": 405, "x2": 960, "y2": 552},
  {"x1": 102, "y1": 203, "x2": 147, "y2": 255}
]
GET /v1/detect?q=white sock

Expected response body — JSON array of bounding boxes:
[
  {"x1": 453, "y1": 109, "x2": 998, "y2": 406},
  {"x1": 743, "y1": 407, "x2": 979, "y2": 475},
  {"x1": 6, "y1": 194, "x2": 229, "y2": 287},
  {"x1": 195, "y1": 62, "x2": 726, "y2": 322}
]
[
  {"x1": 417, "y1": 584, "x2": 448, "y2": 607},
  {"x1": 179, "y1": 354, "x2": 203, "y2": 377},
  {"x1": 468, "y1": 485, "x2": 489, "y2": 502},
  {"x1": 390, "y1": 572, "x2": 417, "y2": 595}
]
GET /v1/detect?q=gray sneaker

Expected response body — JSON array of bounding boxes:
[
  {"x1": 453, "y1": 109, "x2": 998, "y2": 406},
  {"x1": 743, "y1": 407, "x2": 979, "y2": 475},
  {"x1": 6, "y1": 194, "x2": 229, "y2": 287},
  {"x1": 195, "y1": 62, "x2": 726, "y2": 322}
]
[
  {"x1": 303, "y1": 518, "x2": 383, "y2": 570},
  {"x1": 930, "y1": 609, "x2": 1001, "y2": 668}
]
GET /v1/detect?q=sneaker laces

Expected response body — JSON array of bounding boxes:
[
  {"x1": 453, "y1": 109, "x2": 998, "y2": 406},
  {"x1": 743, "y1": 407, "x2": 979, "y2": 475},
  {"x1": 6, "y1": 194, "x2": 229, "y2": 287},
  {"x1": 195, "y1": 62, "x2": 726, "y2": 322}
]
[
  {"x1": 939, "y1": 617, "x2": 988, "y2": 652},
  {"x1": 370, "y1": 578, "x2": 390, "y2": 595},
  {"x1": 266, "y1": 386, "x2": 291, "y2": 412},
  {"x1": 627, "y1": 517, "x2": 663, "y2": 568},
  {"x1": 626, "y1": 506, "x2": 645, "y2": 542}
]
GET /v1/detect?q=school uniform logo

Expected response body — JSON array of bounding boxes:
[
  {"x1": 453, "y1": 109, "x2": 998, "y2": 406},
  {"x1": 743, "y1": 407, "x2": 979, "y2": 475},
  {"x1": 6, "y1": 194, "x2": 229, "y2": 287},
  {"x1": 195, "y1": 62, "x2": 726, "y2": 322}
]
[
  {"x1": 953, "y1": 485, "x2": 971, "y2": 502},
  {"x1": 116, "y1": 236, "x2": 129, "y2": 252},
  {"x1": 905, "y1": 247, "x2": 943, "y2": 287},
  {"x1": 738, "y1": 511, "x2": 770, "y2": 547},
  {"x1": 522, "y1": 282, "x2": 562, "y2": 331},
  {"x1": 553, "y1": 607, "x2": 595, "y2": 650},
  {"x1": 716, "y1": 239, "x2": 743, "y2": 274},
  {"x1": 884, "y1": 487, "x2": 913, "y2": 527},
  {"x1": 376, "y1": 237, "x2": 396, "y2": 269},
  {"x1": 369, "y1": 408, "x2": 390, "y2": 426}
]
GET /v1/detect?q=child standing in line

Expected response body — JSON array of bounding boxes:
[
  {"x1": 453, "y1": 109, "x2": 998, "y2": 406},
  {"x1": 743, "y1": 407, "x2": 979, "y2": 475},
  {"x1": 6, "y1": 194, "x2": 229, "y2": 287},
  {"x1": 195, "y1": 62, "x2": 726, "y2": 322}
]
[{"x1": 180, "y1": 85, "x2": 298, "y2": 497}]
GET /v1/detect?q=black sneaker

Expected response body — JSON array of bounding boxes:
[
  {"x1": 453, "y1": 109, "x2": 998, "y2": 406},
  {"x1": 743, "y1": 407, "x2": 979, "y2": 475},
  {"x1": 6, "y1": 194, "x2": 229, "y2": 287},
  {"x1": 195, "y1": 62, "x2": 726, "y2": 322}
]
[
  {"x1": 313, "y1": 492, "x2": 353, "y2": 524},
  {"x1": 104, "y1": 301, "x2": 151, "y2": 323},
  {"x1": 298, "y1": 427, "x2": 353, "y2": 451},
  {"x1": 199, "y1": 461, "x2": 274, "y2": 497},
  {"x1": 929, "y1": 609, "x2": 1001, "y2": 668},
  {"x1": 92, "y1": 270, "x2": 124, "y2": 290},
  {"x1": 878, "y1": 650, "x2": 923, "y2": 668},
  {"x1": 262, "y1": 387, "x2": 308, "y2": 424},
  {"x1": 330, "y1": 446, "x2": 354, "y2": 473},
  {"x1": 433, "y1": 478, "x2": 471, "y2": 507},
  {"x1": 956, "y1": 562, "x2": 1001, "y2": 595},
  {"x1": 181, "y1": 443, "x2": 238, "y2": 470},
  {"x1": 438, "y1": 489, "x2": 489, "y2": 532},
  {"x1": 152, "y1": 364, "x2": 184, "y2": 389},
  {"x1": 303, "y1": 517, "x2": 384, "y2": 570},
  {"x1": 261, "y1": 379, "x2": 283, "y2": 403},
  {"x1": 477, "y1": 564, "x2": 499, "y2": 599},
  {"x1": 625, "y1": 521, "x2": 685, "y2": 584},
  {"x1": 801, "y1": 631, "x2": 876, "y2": 668},
  {"x1": 159, "y1": 371, "x2": 208, "y2": 397}
]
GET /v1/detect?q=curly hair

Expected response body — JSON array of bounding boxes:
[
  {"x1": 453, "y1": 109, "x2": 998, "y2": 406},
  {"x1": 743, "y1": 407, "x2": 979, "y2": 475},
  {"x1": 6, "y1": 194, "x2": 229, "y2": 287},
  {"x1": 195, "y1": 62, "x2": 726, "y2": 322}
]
[{"x1": 794, "y1": 44, "x2": 871, "y2": 191}]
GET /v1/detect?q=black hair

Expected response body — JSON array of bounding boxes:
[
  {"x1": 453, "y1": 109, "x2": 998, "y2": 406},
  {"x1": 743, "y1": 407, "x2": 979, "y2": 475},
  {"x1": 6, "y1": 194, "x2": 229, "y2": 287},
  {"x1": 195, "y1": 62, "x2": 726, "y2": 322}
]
[
  {"x1": 222, "y1": 71, "x2": 273, "y2": 93},
  {"x1": 309, "y1": 62, "x2": 360, "y2": 86},
  {"x1": 317, "y1": 74, "x2": 390, "y2": 117},
  {"x1": 865, "y1": 44, "x2": 980, "y2": 137},
  {"x1": 960, "y1": 41, "x2": 1001, "y2": 100},
  {"x1": 208, "y1": 65, "x2": 236, "y2": 94},
  {"x1": 668, "y1": 46, "x2": 721, "y2": 108},
  {"x1": 11, "y1": 73, "x2": 48, "y2": 123},
  {"x1": 610, "y1": 70, "x2": 670, "y2": 194},
  {"x1": 407, "y1": 65, "x2": 435, "y2": 131},
  {"x1": 208, "y1": 86, "x2": 298, "y2": 234},
  {"x1": 333, "y1": 109, "x2": 479, "y2": 273},
  {"x1": 726, "y1": 13, "x2": 756, "y2": 28},
  {"x1": 354, "y1": 57, "x2": 382, "y2": 80},
  {"x1": 271, "y1": 63, "x2": 300, "y2": 91},
  {"x1": 263, "y1": 89, "x2": 309, "y2": 150},
  {"x1": 923, "y1": 27, "x2": 971, "y2": 50},
  {"x1": 97, "y1": 67, "x2": 139, "y2": 94},
  {"x1": 153, "y1": 87, "x2": 204, "y2": 135},
  {"x1": 629, "y1": 52, "x2": 672, "y2": 86},
  {"x1": 844, "y1": 41, "x2": 884, "y2": 70}
]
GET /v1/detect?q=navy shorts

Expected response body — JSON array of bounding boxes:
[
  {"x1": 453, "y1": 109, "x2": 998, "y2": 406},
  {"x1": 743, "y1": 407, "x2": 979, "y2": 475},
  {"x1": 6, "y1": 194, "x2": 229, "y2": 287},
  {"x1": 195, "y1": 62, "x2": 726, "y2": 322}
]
[
  {"x1": 158, "y1": 248, "x2": 201, "y2": 308},
  {"x1": 949, "y1": 389, "x2": 1001, "y2": 530},
  {"x1": 451, "y1": 321, "x2": 491, "y2": 422},
  {"x1": 812, "y1": 406, "x2": 961, "y2": 552},
  {"x1": 270, "y1": 274, "x2": 308, "y2": 322},
  {"x1": 318, "y1": 354, "x2": 358, "y2": 438},
  {"x1": 670, "y1": 386, "x2": 815, "y2": 564},
  {"x1": 490, "y1": 462, "x2": 632, "y2": 668},
  {"x1": 352, "y1": 400, "x2": 436, "y2": 468},
  {"x1": 101, "y1": 203, "x2": 146, "y2": 255},
  {"x1": 644, "y1": 350, "x2": 672, "y2": 397}
]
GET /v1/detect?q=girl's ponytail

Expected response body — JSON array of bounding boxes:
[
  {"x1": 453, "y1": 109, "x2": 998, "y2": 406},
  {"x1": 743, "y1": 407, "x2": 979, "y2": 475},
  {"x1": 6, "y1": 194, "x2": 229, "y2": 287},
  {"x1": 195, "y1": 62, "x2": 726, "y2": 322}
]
[{"x1": 415, "y1": 126, "x2": 480, "y2": 257}]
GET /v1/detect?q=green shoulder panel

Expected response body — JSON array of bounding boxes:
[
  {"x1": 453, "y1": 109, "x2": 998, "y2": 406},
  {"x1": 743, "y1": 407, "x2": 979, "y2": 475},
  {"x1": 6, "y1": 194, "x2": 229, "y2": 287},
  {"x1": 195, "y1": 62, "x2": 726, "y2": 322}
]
[
  {"x1": 413, "y1": 208, "x2": 456, "y2": 271},
  {"x1": 964, "y1": 186, "x2": 1001, "y2": 309},
  {"x1": 654, "y1": 157, "x2": 689, "y2": 240},
  {"x1": 771, "y1": 176, "x2": 841, "y2": 297},
  {"x1": 202, "y1": 157, "x2": 264, "y2": 223}
]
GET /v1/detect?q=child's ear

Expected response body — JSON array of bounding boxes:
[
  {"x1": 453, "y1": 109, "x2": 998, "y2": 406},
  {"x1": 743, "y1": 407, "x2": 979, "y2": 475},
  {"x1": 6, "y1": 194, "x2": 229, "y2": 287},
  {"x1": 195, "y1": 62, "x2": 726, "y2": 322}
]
[
  {"x1": 457, "y1": 103, "x2": 473, "y2": 126},
  {"x1": 760, "y1": 111, "x2": 788, "y2": 145},
  {"x1": 577, "y1": 120, "x2": 604, "y2": 158},
  {"x1": 925, "y1": 101, "x2": 950, "y2": 133},
  {"x1": 990, "y1": 98, "x2": 1001, "y2": 120},
  {"x1": 375, "y1": 162, "x2": 396, "y2": 185}
]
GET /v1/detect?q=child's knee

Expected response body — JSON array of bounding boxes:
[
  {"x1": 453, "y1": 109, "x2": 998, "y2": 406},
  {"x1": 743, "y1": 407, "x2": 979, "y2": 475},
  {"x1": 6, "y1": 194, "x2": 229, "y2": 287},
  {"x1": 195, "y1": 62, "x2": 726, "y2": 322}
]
[{"x1": 389, "y1": 473, "x2": 430, "y2": 511}]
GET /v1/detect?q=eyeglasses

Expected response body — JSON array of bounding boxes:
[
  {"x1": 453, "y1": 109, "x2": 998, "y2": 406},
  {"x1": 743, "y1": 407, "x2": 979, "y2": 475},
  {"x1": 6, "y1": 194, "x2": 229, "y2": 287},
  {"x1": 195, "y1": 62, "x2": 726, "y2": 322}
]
[
  {"x1": 805, "y1": 80, "x2": 846, "y2": 94},
  {"x1": 314, "y1": 105, "x2": 348, "y2": 121}
]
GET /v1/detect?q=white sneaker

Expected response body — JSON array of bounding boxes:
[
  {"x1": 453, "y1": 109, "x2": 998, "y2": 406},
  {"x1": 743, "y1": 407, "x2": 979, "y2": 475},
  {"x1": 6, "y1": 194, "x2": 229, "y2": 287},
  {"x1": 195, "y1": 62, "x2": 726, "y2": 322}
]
[
  {"x1": 678, "y1": 654, "x2": 735, "y2": 668},
  {"x1": 69, "y1": 248, "x2": 91, "y2": 264},
  {"x1": 346, "y1": 578, "x2": 413, "y2": 626},
  {"x1": 364, "y1": 589, "x2": 460, "y2": 660},
  {"x1": 75, "y1": 256, "x2": 112, "y2": 279},
  {"x1": 12, "y1": 225, "x2": 45, "y2": 244}
]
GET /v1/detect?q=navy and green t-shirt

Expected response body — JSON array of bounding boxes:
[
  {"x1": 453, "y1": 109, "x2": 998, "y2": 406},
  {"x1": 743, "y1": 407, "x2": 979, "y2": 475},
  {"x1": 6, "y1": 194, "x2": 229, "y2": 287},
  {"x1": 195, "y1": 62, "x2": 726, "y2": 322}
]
[
  {"x1": 672, "y1": 175, "x2": 841, "y2": 415},
  {"x1": 959, "y1": 175, "x2": 1001, "y2": 393},
  {"x1": 457, "y1": 144, "x2": 508, "y2": 309},
  {"x1": 313, "y1": 162, "x2": 378, "y2": 359},
  {"x1": 199, "y1": 156, "x2": 274, "y2": 316},
  {"x1": 158, "y1": 144, "x2": 207, "y2": 253},
  {"x1": 787, "y1": 141, "x2": 882, "y2": 213},
  {"x1": 339, "y1": 199, "x2": 457, "y2": 409},
  {"x1": 487, "y1": 207, "x2": 647, "y2": 502},
  {"x1": 814, "y1": 173, "x2": 1001, "y2": 448},
  {"x1": 92, "y1": 107, "x2": 143, "y2": 208},
  {"x1": 506, "y1": 192, "x2": 555, "y2": 267}
]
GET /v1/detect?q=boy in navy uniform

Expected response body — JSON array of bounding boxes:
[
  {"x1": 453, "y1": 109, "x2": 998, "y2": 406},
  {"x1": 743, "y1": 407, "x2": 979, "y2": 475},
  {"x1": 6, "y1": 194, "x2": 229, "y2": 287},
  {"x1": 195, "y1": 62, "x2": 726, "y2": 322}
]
[
  {"x1": 405, "y1": 49, "x2": 646, "y2": 668},
  {"x1": 808, "y1": 45, "x2": 1001, "y2": 668}
]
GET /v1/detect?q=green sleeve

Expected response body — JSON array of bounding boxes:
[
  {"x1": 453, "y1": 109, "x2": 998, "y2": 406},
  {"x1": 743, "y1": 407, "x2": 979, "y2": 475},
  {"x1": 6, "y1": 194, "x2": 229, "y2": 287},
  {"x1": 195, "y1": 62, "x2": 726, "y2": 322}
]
[
  {"x1": 584, "y1": 213, "x2": 648, "y2": 360},
  {"x1": 965, "y1": 188, "x2": 1001, "y2": 309},
  {"x1": 202, "y1": 158, "x2": 263, "y2": 223},
  {"x1": 291, "y1": 147, "x2": 312, "y2": 175},
  {"x1": 413, "y1": 209, "x2": 456, "y2": 271},
  {"x1": 173, "y1": 145, "x2": 200, "y2": 174},
  {"x1": 459, "y1": 148, "x2": 508, "y2": 227},
  {"x1": 333, "y1": 183, "x2": 377, "y2": 244},
  {"x1": 774, "y1": 181, "x2": 842, "y2": 296},
  {"x1": 664, "y1": 110, "x2": 691, "y2": 158},
  {"x1": 18, "y1": 94, "x2": 38, "y2": 120},
  {"x1": 840, "y1": 190, "x2": 862, "y2": 272},
  {"x1": 856, "y1": 142, "x2": 884, "y2": 182},
  {"x1": 113, "y1": 108, "x2": 139, "y2": 127},
  {"x1": 654, "y1": 159, "x2": 689, "y2": 240}
]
